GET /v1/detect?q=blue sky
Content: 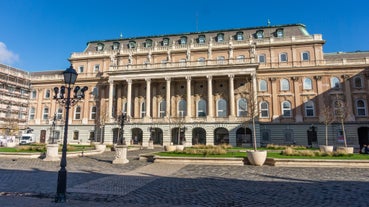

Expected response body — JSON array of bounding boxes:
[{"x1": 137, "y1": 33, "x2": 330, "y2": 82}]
[{"x1": 1, "y1": 0, "x2": 369, "y2": 72}]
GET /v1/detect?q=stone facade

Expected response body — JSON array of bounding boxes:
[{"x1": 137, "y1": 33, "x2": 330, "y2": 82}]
[{"x1": 28, "y1": 23, "x2": 369, "y2": 149}]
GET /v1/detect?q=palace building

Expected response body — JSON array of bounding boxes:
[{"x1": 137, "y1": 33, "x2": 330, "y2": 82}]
[{"x1": 28, "y1": 23, "x2": 369, "y2": 149}]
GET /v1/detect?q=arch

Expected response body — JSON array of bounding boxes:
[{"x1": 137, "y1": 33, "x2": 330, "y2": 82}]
[
  {"x1": 280, "y1": 79, "x2": 290, "y2": 91},
  {"x1": 236, "y1": 127, "x2": 252, "y2": 147},
  {"x1": 354, "y1": 76, "x2": 363, "y2": 88},
  {"x1": 197, "y1": 99, "x2": 206, "y2": 117},
  {"x1": 356, "y1": 99, "x2": 367, "y2": 116},
  {"x1": 192, "y1": 127, "x2": 206, "y2": 145},
  {"x1": 214, "y1": 127, "x2": 229, "y2": 145},
  {"x1": 260, "y1": 101, "x2": 269, "y2": 118},
  {"x1": 303, "y1": 78, "x2": 312, "y2": 90},
  {"x1": 304, "y1": 100, "x2": 315, "y2": 117},
  {"x1": 171, "y1": 127, "x2": 186, "y2": 145},
  {"x1": 178, "y1": 99, "x2": 187, "y2": 117},
  {"x1": 282, "y1": 101, "x2": 292, "y2": 117},
  {"x1": 217, "y1": 98, "x2": 227, "y2": 117},
  {"x1": 331, "y1": 77, "x2": 340, "y2": 89},
  {"x1": 149, "y1": 128, "x2": 163, "y2": 145},
  {"x1": 131, "y1": 128, "x2": 143, "y2": 145}
]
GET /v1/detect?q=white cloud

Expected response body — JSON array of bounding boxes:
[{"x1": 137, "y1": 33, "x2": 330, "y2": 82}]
[{"x1": 0, "y1": 42, "x2": 19, "y2": 64}]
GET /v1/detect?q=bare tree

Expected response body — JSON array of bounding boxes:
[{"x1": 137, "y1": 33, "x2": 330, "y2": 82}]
[
  {"x1": 170, "y1": 116, "x2": 186, "y2": 145},
  {"x1": 97, "y1": 106, "x2": 108, "y2": 143},
  {"x1": 334, "y1": 95, "x2": 348, "y2": 147},
  {"x1": 320, "y1": 101, "x2": 335, "y2": 146}
]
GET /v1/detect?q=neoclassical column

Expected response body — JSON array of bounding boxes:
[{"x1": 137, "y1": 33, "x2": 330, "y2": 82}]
[
  {"x1": 186, "y1": 76, "x2": 192, "y2": 118},
  {"x1": 228, "y1": 74, "x2": 235, "y2": 117},
  {"x1": 252, "y1": 73, "x2": 258, "y2": 117},
  {"x1": 207, "y1": 75, "x2": 213, "y2": 117},
  {"x1": 108, "y1": 80, "x2": 114, "y2": 121},
  {"x1": 145, "y1": 78, "x2": 151, "y2": 118},
  {"x1": 165, "y1": 77, "x2": 171, "y2": 117},
  {"x1": 126, "y1": 79, "x2": 132, "y2": 118}
]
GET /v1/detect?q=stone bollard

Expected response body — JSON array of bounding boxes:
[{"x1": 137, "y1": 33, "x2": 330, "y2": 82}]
[
  {"x1": 112, "y1": 145, "x2": 129, "y2": 164},
  {"x1": 44, "y1": 143, "x2": 60, "y2": 161}
]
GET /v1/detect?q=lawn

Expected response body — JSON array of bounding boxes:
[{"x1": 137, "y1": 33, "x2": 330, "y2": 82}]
[{"x1": 0, "y1": 144, "x2": 94, "y2": 153}]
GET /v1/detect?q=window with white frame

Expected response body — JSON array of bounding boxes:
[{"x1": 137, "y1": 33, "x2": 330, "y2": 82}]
[
  {"x1": 78, "y1": 65, "x2": 84, "y2": 73},
  {"x1": 303, "y1": 78, "x2": 313, "y2": 90},
  {"x1": 198, "y1": 35, "x2": 206, "y2": 44},
  {"x1": 280, "y1": 79, "x2": 290, "y2": 91},
  {"x1": 112, "y1": 42, "x2": 120, "y2": 50},
  {"x1": 56, "y1": 108, "x2": 63, "y2": 120},
  {"x1": 197, "y1": 99, "x2": 206, "y2": 117},
  {"x1": 236, "y1": 32, "x2": 244, "y2": 41},
  {"x1": 260, "y1": 101, "x2": 269, "y2": 118},
  {"x1": 29, "y1": 107, "x2": 35, "y2": 120},
  {"x1": 91, "y1": 106, "x2": 97, "y2": 119},
  {"x1": 198, "y1": 57, "x2": 206, "y2": 65},
  {"x1": 74, "y1": 106, "x2": 81, "y2": 120},
  {"x1": 256, "y1": 30, "x2": 264, "y2": 39},
  {"x1": 31, "y1": 90, "x2": 37, "y2": 99},
  {"x1": 162, "y1": 38, "x2": 169, "y2": 46},
  {"x1": 304, "y1": 100, "x2": 315, "y2": 117},
  {"x1": 276, "y1": 28, "x2": 284, "y2": 38},
  {"x1": 354, "y1": 76, "x2": 363, "y2": 88},
  {"x1": 178, "y1": 99, "x2": 187, "y2": 117},
  {"x1": 280, "y1": 53, "x2": 288, "y2": 62},
  {"x1": 236, "y1": 55, "x2": 245, "y2": 63},
  {"x1": 145, "y1": 39, "x2": 153, "y2": 48},
  {"x1": 140, "y1": 102, "x2": 146, "y2": 118},
  {"x1": 282, "y1": 101, "x2": 292, "y2": 117},
  {"x1": 259, "y1": 80, "x2": 267, "y2": 91},
  {"x1": 356, "y1": 99, "x2": 367, "y2": 116},
  {"x1": 94, "y1": 64, "x2": 100, "y2": 72},
  {"x1": 159, "y1": 100, "x2": 166, "y2": 118},
  {"x1": 258, "y1": 54, "x2": 266, "y2": 63},
  {"x1": 180, "y1": 36, "x2": 187, "y2": 45},
  {"x1": 43, "y1": 107, "x2": 49, "y2": 120},
  {"x1": 96, "y1": 43, "x2": 104, "y2": 51},
  {"x1": 217, "y1": 56, "x2": 225, "y2": 64},
  {"x1": 44, "y1": 89, "x2": 50, "y2": 99},
  {"x1": 331, "y1": 77, "x2": 340, "y2": 89},
  {"x1": 237, "y1": 98, "x2": 247, "y2": 117},
  {"x1": 217, "y1": 98, "x2": 227, "y2": 117},
  {"x1": 216, "y1": 33, "x2": 224, "y2": 42},
  {"x1": 128, "y1": 41, "x2": 136, "y2": 49},
  {"x1": 302, "y1": 51, "x2": 310, "y2": 61}
]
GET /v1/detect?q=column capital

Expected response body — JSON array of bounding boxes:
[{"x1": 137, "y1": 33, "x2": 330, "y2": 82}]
[
  {"x1": 165, "y1": 77, "x2": 171, "y2": 81},
  {"x1": 269, "y1": 77, "x2": 276, "y2": 82},
  {"x1": 145, "y1": 78, "x2": 151, "y2": 82},
  {"x1": 126, "y1": 79, "x2": 132, "y2": 84},
  {"x1": 186, "y1": 76, "x2": 191, "y2": 81},
  {"x1": 228, "y1": 74, "x2": 234, "y2": 79},
  {"x1": 108, "y1": 79, "x2": 114, "y2": 84},
  {"x1": 314, "y1": 76, "x2": 322, "y2": 80},
  {"x1": 291, "y1": 76, "x2": 299, "y2": 81},
  {"x1": 207, "y1": 75, "x2": 213, "y2": 80}
]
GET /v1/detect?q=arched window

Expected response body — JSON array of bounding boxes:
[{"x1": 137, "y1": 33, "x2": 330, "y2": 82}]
[
  {"x1": 74, "y1": 106, "x2": 81, "y2": 120},
  {"x1": 236, "y1": 55, "x2": 245, "y2": 63},
  {"x1": 280, "y1": 79, "x2": 290, "y2": 91},
  {"x1": 112, "y1": 42, "x2": 120, "y2": 50},
  {"x1": 128, "y1": 41, "x2": 136, "y2": 49},
  {"x1": 217, "y1": 99, "x2": 227, "y2": 117},
  {"x1": 43, "y1": 106, "x2": 49, "y2": 120},
  {"x1": 302, "y1": 51, "x2": 310, "y2": 61},
  {"x1": 90, "y1": 106, "x2": 97, "y2": 120},
  {"x1": 236, "y1": 31, "x2": 244, "y2": 41},
  {"x1": 260, "y1": 101, "x2": 269, "y2": 118},
  {"x1": 140, "y1": 102, "x2": 146, "y2": 118},
  {"x1": 356, "y1": 99, "x2": 367, "y2": 116},
  {"x1": 237, "y1": 98, "x2": 247, "y2": 117},
  {"x1": 303, "y1": 78, "x2": 313, "y2": 90},
  {"x1": 198, "y1": 35, "x2": 206, "y2": 44},
  {"x1": 280, "y1": 53, "x2": 288, "y2": 62},
  {"x1": 180, "y1": 36, "x2": 187, "y2": 45},
  {"x1": 145, "y1": 39, "x2": 153, "y2": 48},
  {"x1": 216, "y1": 33, "x2": 224, "y2": 42},
  {"x1": 178, "y1": 99, "x2": 187, "y2": 117},
  {"x1": 56, "y1": 108, "x2": 63, "y2": 120},
  {"x1": 96, "y1": 43, "x2": 104, "y2": 51},
  {"x1": 276, "y1": 28, "x2": 284, "y2": 38},
  {"x1": 331, "y1": 77, "x2": 340, "y2": 89},
  {"x1": 162, "y1": 38, "x2": 170, "y2": 46},
  {"x1": 259, "y1": 80, "x2": 267, "y2": 91},
  {"x1": 354, "y1": 76, "x2": 363, "y2": 88},
  {"x1": 282, "y1": 101, "x2": 292, "y2": 117},
  {"x1": 304, "y1": 101, "x2": 315, "y2": 117},
  {"x1": 159, "y1": 100, "x2": 166, "y2": 118},
  {"x1": 256, "y1": 30, "x2": 264, "y2": 39},
  {"x1": 197, "y1": 99, "x2": 206, "y2": 117}
]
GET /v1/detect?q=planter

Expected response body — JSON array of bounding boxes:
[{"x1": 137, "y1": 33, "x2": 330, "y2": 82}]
[
  {"x1": 247, "y1": 150, "x2": 267, "y2": 166},
  {"x1": 44, "y1": 144, "x2": 60, "y2": 161},
  {"x1": 319, "y1": 145, "x2": 334, "y2": 153},
  {"x1": 95, "y1": 144, "x2": 106, "y2": 152},
  {"x1": 176, "y1": 145, "x2": 185, "y2": 151},
  {"x1": 164, "y1": 145, "x2": 176, "y2": 152},
  {"x1": 337, "y1": 147, "x2": 354, "y2": 154},
  {"x1": 6, "y1": 142, "x2": 16, "y2": 148}
]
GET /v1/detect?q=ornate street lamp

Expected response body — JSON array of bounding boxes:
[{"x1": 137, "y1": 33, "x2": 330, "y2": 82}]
[
  {"x1": 117, "y1": 112, "x2": 127, "y2": 145},
  {"x1": 53, "y1": 65, "x2": 88, "y2": 203}
]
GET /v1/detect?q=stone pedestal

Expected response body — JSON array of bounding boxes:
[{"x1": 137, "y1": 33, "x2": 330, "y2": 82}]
[
  {"x1": 94, "y1": 143, "x2": 106, "y2": 152},
  {"x1": 148, "y1": 140, "x2": 154, "y2": 149},
  {"x1": 112, "y1": 145, "x2": 129, "y2": 164},
  {"x1": 44, "y1": 144, "x2": 60, "y2": 161}
]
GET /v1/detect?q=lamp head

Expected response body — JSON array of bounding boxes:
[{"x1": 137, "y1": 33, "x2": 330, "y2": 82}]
[{"x1": 63, "y1": 65, "x2": 78, "y2": 85}]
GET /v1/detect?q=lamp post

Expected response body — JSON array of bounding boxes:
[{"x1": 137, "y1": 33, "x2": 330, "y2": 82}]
[
  {"x1": 118, "y1": 112, "x2": 126, "y2": 145},
  {"x1": 53, "y1": 65, "x2": 88, "y2": 203}
]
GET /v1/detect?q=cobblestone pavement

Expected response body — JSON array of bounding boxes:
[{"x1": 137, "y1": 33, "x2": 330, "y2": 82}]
[{"x1": 0, "y1": 148, "x2": 368, "y2": 207}]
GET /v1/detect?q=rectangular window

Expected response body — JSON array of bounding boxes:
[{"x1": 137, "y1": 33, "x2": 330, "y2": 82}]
[
  {"x1": 89, "y1": 131, "x2": 95, "y2": 141},
  {"x1": 91, "y1": 106, "x2": 97, "y2": 119},
  {"x1": 43, "y1": 107, "x2": 49, "y2": 120},
  {"x1": 258, "y1": 55, "x2": 266, "y2": 63},
  {"x1": 79, "y1": 66, "x2": 84, "y2": 73},
  {"x1": 73, "y1": 131, "x2": 79, "y2": 140},
  {"x1": 94, "y1": 64, "x2": 100, "y2": 72},
  {"x1": 302, "y1": 52, "x2": 310, "y2": 61},
  {"x1": 29, "y1": 108, "x2": 35, "y2": 120}
]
